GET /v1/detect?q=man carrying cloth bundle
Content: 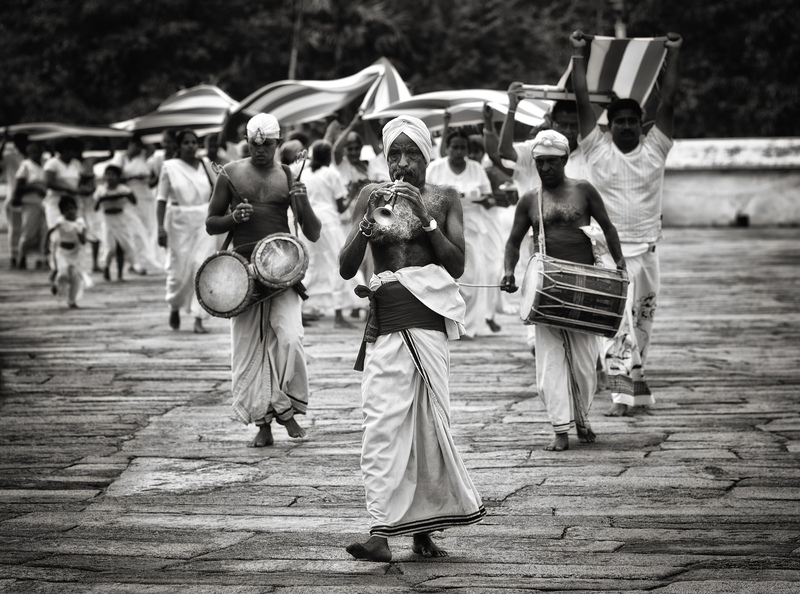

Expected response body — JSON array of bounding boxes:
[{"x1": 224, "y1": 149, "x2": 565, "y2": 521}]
[
  {"x1": 501, "y1": 130, "x2": 625, "y2": 452},
  {"x1": 339, "y1": 115, "x2": 485, "y2": 562},
  {"x1": 206, "y1": 113, "x2": 321, "y2": 448}
]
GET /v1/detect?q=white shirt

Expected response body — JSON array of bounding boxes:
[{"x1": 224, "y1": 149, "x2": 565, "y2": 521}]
[
  {"x1": 302, "y1": 165, "x2": 347, "y2": 219},
  {"x1": 426, "y1": 158, "x2": 491, "y2": 201},
  {"x1": 580, "y1": 124, "x2": 673, "y2": 243}
]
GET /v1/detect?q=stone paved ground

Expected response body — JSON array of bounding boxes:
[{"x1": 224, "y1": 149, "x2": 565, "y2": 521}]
[{"x1": 1, "y1": 227, "x2": 799, "y2": 593}]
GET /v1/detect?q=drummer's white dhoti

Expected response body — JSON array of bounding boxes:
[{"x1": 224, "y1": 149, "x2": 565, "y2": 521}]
[
  {"x1": 230, "y1": 290, "x2": 309, "y2": 426},
  {"x1": 536, "y1": 324, "x2": 600, "y2": 435}
]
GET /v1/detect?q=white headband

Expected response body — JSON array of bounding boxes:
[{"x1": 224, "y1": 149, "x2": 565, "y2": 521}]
[
  {"x1": 247, "y1": 113, "x2": 280, "y2": 144},
  {"x1": 531, "y1": 129, "x2": 570, "y2": 158}
]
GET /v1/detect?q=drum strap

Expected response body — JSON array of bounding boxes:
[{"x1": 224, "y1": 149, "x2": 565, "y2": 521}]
[
  {"x1": 537, "y1": 186, "x2": 547, "y2": 256},
  {"x1": 217, "y1": 164, "x2": 298, "y2": 251},
  {"x1": 282, "y1": 164, "x2": 300, "y2": 237}
]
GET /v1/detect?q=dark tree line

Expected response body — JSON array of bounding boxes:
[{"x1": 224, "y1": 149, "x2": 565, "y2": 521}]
[{"x1": 1, "y1": 0, "x2": 797, "y2": 138}]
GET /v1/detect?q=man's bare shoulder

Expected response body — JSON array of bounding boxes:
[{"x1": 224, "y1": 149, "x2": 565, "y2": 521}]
[
  {"x1": 424, "y1": 182, "x2": 460, "y2": 209},
  {"x1": 520, "y1": 189, "x2": 538, "y2": 205}
]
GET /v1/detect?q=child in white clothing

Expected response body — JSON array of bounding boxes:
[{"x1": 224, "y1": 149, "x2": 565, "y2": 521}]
[{"x1": 45, "y1": 195, "x2": 92, "y2": 308}]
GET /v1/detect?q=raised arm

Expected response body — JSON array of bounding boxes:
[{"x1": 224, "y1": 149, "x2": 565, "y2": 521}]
[
  {"x1": 438, "y1": 110, "x2": 452, "y2": 159},
  {"x1": 289, "y1": 178, "x2": 321, "y2": 242},
  {"x1": 499, "y1": 82, "x2": 524, "y2": 162},
  {"x1": 570, "y1": 30, "x2": 597, "y2": 141},
  {"x1": 654, "y1": 33, "x2": 683, "y2": 139},
  {"x1": 482, "y1": 103, "x2": 512, "y2": 175},
  {"x1": 501, "y1": 191, "x2": 534, "y2": 292},
  {"x1": 331, "y1": 110, "x2": 363, "y2": 165},
  {"x1": 205, "y1": 166, "x2": 240, "y2": 236}
]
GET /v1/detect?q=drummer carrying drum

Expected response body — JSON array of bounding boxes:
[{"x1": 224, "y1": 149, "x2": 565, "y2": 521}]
[
  {"x1": 501, "y1": 130, "x2": 625, "y2": 452},
  {"x1": 206, "y1": 113, "x2": 321, "y2": 447}
]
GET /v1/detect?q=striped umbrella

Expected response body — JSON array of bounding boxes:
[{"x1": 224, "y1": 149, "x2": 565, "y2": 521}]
[
  {"x1": 234, "y1": 58, "x2": 405, "y2": 126},
  {"x1": 111, "y1": 85, "x2": 239, "y2": 135},
  {"x1": 362, "y1": 89, "x2": 551, "y2": 132}
]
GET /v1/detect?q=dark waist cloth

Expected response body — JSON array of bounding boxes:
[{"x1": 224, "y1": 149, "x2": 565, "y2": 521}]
[
  {"x1": 59, "y1": 241, "x2": 76, "y2": 250},
  {"x1": 232, "y1": 204, "x2": 291, "y2": 260},
  {"x1": 354, "y1": 281, "x2": 446, "y2": 371},
  {"x1": 104, "y1": 207, "x2": 123, "y2": 215},
  {"x1": 535, "y1": 226, "x2": 595, "y2": 265}
]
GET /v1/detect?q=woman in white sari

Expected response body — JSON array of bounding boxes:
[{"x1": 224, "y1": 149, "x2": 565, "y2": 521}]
[{"x1": 155, "y1": 129, "x2": 218, "y2": 334}]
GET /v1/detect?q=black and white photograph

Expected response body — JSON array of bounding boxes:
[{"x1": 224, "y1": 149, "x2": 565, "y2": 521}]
[{"x1": 1, "y1": 1, "x2": 798, "y2": 591}]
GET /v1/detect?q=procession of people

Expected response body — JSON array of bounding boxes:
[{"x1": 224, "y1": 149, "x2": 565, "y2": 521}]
[{"x1": 2, "y1": 29, "x2": 683, "y2": 562}]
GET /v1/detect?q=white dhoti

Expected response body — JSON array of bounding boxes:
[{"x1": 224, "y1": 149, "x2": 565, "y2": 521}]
[
  {"x1": 358, "y1": 266, "x2": 483, "y2": 537},
  {"x1": 362, "y1": 328, "x2": 485, "y2": 536},
  {"x1": 230, "y1": 290, "x2": 310, "y2": 426},
  {"x1": 604, "y1": 245, "x2": 659, "y2": 406},
  {"x1": 101, "y1": 210, "x2": 163, "y2": 272},
  {"x1": 303, "y1": 210, "x2": 364, "y2": 315},
  {"x1": 460, "y1": 203, "x2": 495, "y2": 338},
  {"x1": 536, "y1": 325, "x2": 600, "y2": 435},
  {"x1": 163, "y1": 203, "x2": 217, "y2": 319}
]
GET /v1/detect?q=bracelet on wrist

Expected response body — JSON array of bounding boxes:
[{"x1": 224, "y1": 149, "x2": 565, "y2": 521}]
[
  {"x1": 572, "y1": 54, "x2": 584, "y2": 59},
  {"x1": 359, "y1": 214, "x2": 374, "y2": 237}
]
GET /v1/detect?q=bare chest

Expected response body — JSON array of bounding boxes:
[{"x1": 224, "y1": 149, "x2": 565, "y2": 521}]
[{"x1": 236, "y1": 168, "x2": 289, "y2": 204}]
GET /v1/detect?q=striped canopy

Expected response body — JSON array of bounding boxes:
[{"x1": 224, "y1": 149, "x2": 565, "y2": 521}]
[
  {"x1": 234, "y1": 58, "x2": 409, "y2": 126},
  {"x1": 362, "y1": 89, "x2": 551, "y2": 132},
  {"x1": 2, "y1": 122, "x2": 132, "y2": 141},
  {"x1": 111, "y1": 85, "x2": 239, "y2": 135},
  {"x1": 559, "y1": 35, "x2": 668, "y2": 124}
]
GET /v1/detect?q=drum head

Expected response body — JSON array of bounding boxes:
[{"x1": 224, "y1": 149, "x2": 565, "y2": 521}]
[
  {"x1": 251, "y1": 233, "x2": 309, "y2": 289},
  {"x1": 518, "y1": 255, "x2": 544, "y2": 324},
  {"x1": 196, "y1": 252, "x2": 252, "y2": 316}
]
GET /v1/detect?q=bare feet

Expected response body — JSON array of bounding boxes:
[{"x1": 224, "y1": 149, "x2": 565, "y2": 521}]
[
  {"x1": 346, "y1": 535, "x2": 391, "y2": 562},
  {"x1": 604, "y1": 403, "x2": 630, "y2": 417},
  {"x1": 334, "y1": 318, "x2": 358, "y2": 330},
  {"x1": 596, "y1": 369, "x2": 609, "y2": 391},
  {"x1": 578, "y1": 424, "x2": 597, "y2": 443},
  {"x1": 193, "y1": 318, "x2": 209, "y2": 334},
  {"x1": 249, "y1": 424, "x2": 274, "y2": 447},
  {"x1": 283, "y1": 417, "x2": 307, "y2": 438},
  {"x1": 485, "y1": 318, "x2": 501, "y2": 333},
  {"x1": 544, "y1": 433, "x2": 569, "y2": 451},
  {"x1": 412, "y1": 533, "x2": 448, "y2": 558}
]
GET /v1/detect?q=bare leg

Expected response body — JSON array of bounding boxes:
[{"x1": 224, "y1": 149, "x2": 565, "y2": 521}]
[
  {"x1": 346, "y1": 535, "x2": 391, "y2": 562},
  {"x1": 249, "y1": 424, "x2": 274, "y2": 447},
  {"x1": 577, "y1": 424, "x2": 597, "y2": 443},
  {"x1": 412, "y1": 533, "x2": 448, "y2": 558},
  {"x1": 193, "y1": 317, "x2": 209, "y2": 334},
  {"x1": 283, "y1": 416, "x2": 307, "y2": 438},
  {"x1": 544, "y1": 433, "x2": 569, "y2": 451},
  {"x1": 169, "y1": 309, "x2": 180, "y2": 330},
  {"x1": 604, "y1": 403, "x2": 630, "y2": 417},
  {"x1": 334, "y1": 309, "x2": 357, "y2": 329}
]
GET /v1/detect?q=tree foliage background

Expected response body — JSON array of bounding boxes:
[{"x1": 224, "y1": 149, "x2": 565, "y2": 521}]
[{"x1": 1, "y1": 0, "x2": 798, "y2": 138}]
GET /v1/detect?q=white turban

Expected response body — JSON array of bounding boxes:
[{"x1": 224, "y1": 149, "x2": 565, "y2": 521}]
[
  {"x1": 531, "y1": 130, "x2": 570, "y2": 158},
  {"x1": 382, "y1": 115, "x2": 433, "y2": 164},
  {"x1": 247, "y1": 113, "x2": 281, "y2": 144}
]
